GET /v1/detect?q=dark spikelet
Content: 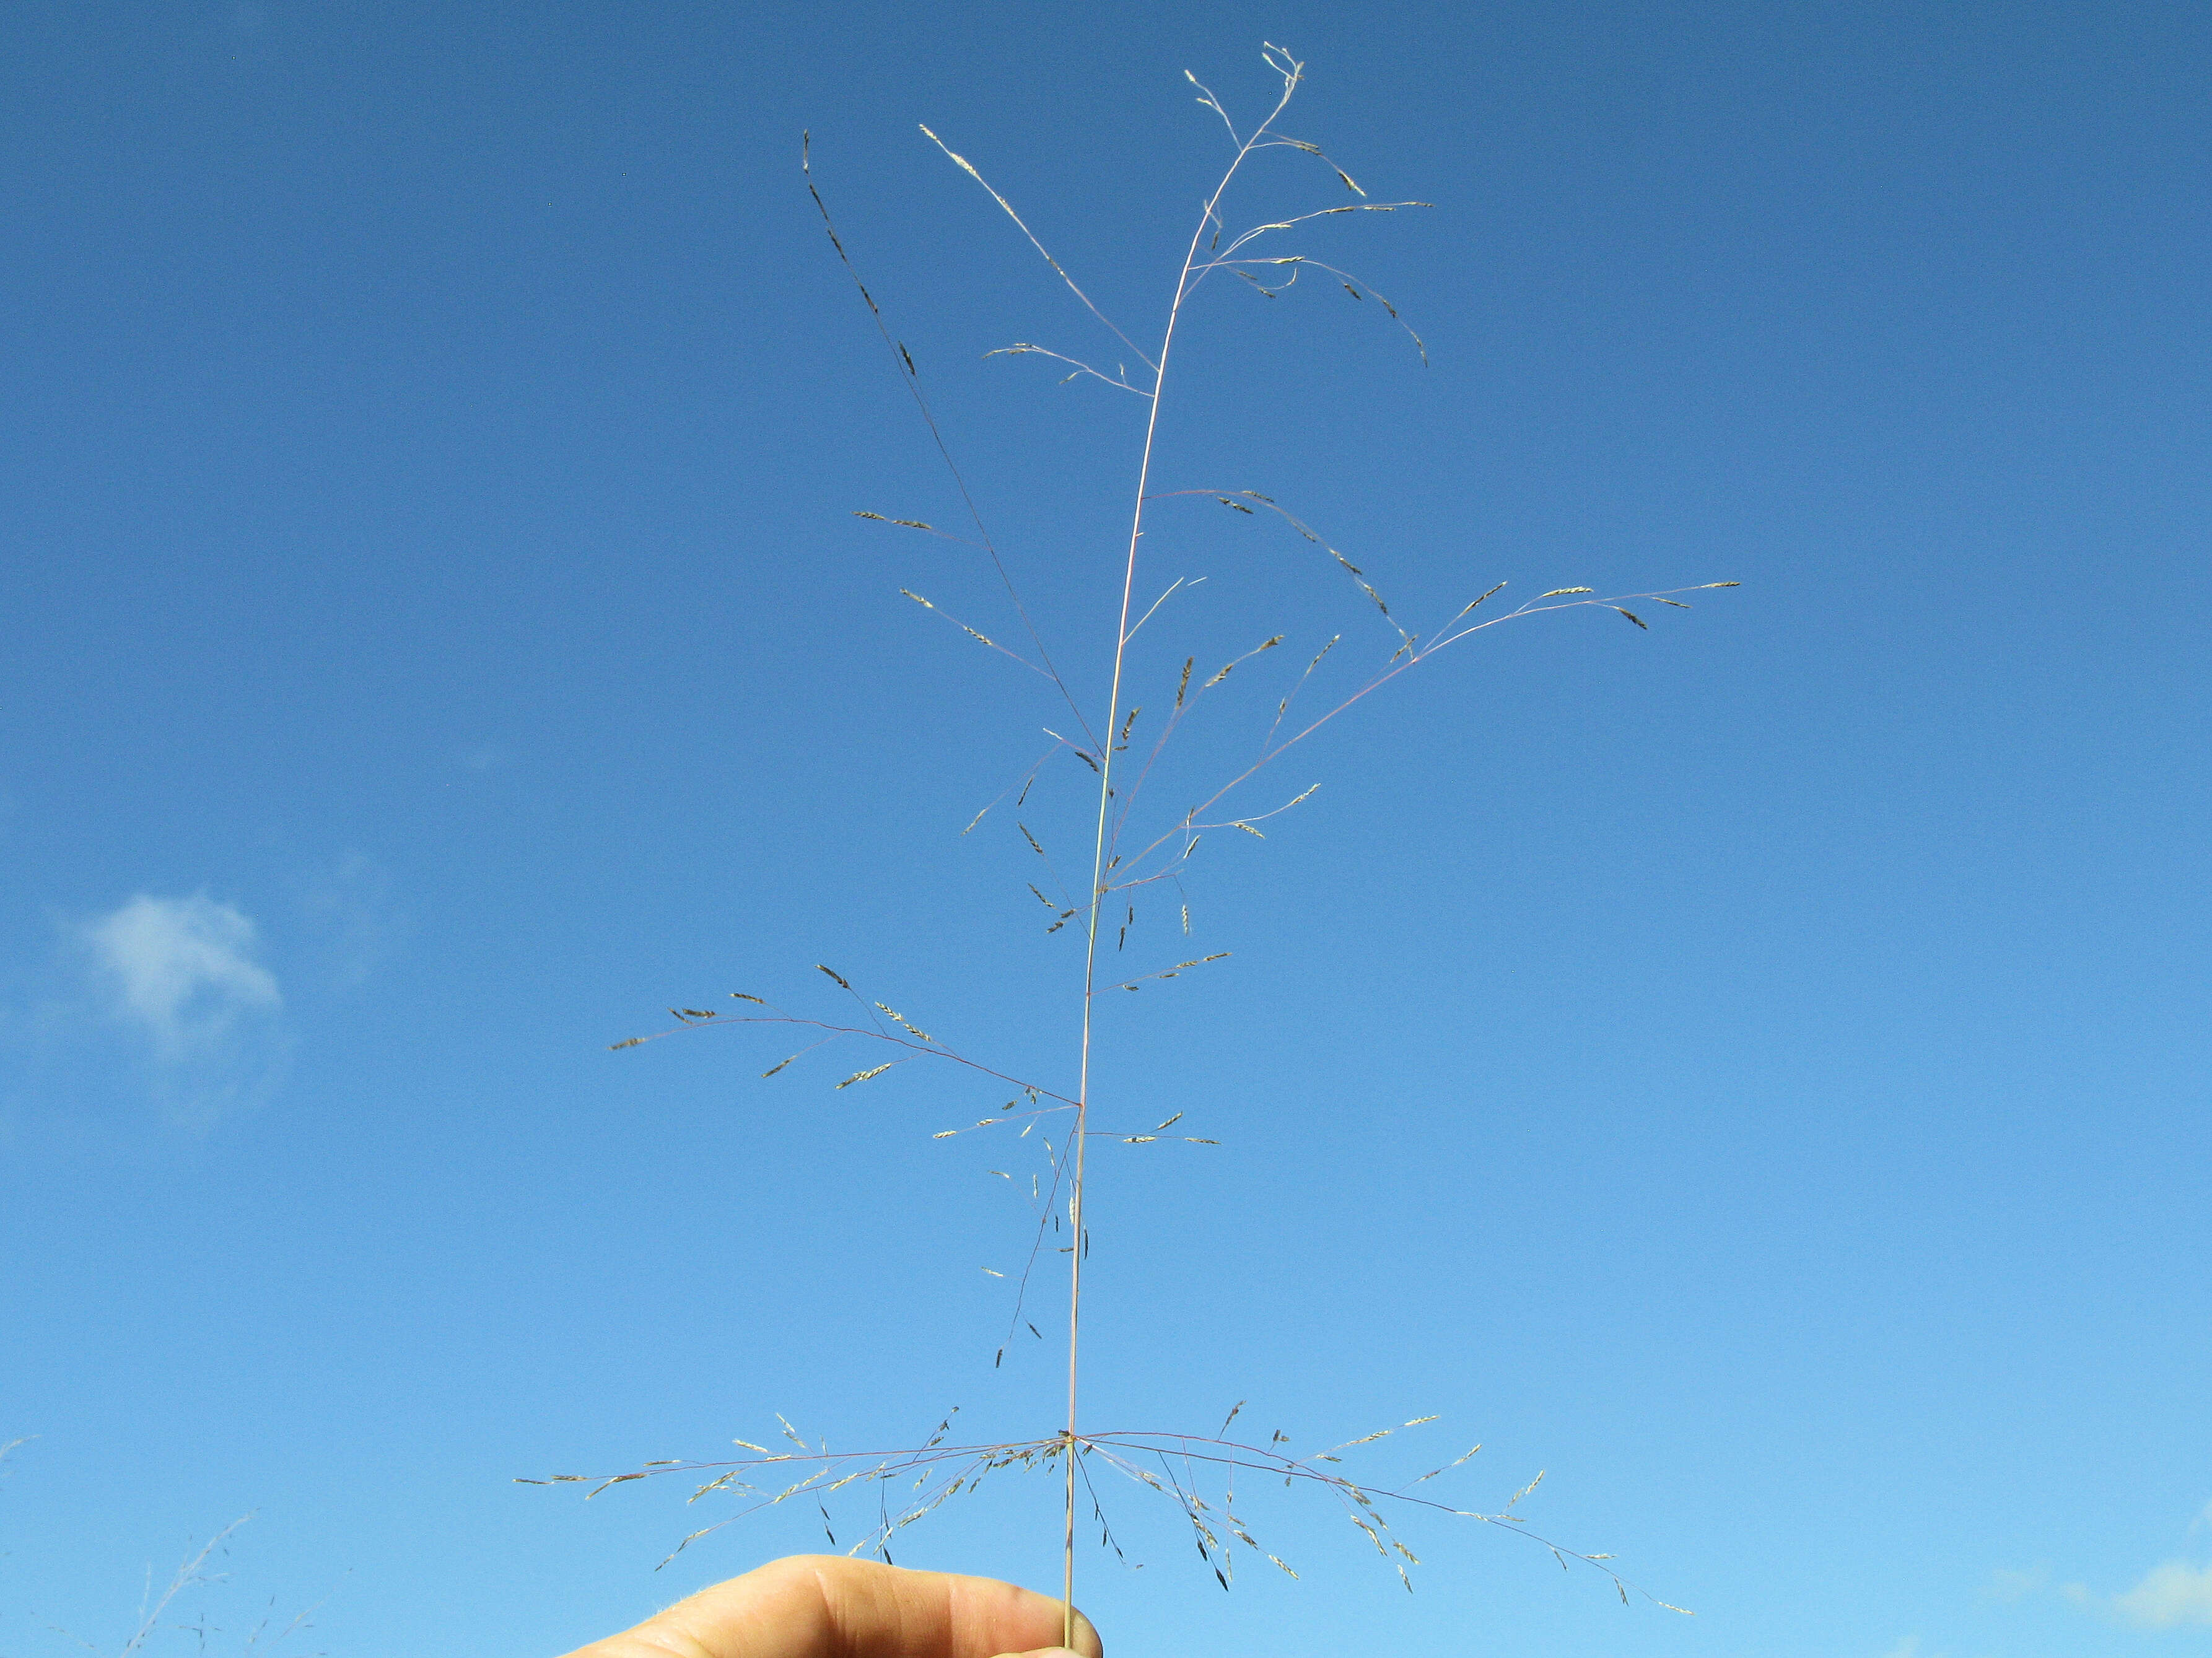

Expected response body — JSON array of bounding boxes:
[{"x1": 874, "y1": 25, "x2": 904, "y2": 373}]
[{"x1": 1454, "y1": 581, "x2": 1507, "y2": 619}]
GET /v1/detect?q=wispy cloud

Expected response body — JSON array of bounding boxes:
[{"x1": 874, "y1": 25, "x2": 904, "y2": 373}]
[
  {"x1": 2049, "y1": 1501, "x2": 2212, "y2": 1631},
  {"x1": 294, "y1": 850, "x2": 403, "y2": 990},
  {"x1": 1881, "y1": 1637, "x2": 1944, "y2": 1658},
  {"x1": 2110, "y1": 1560, "x2": 2212, "y2": 1630},
  {"x1": 81, "y1": 893, "x2": 286, "y2": 1124}
]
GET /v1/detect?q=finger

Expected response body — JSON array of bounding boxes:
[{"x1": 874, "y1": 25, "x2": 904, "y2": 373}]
[{"x1": 564, "y1": 1554, "x2": 1104, "y2": 1658}]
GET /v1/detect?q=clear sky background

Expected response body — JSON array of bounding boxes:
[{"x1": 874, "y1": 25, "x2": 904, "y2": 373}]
[{"x1": 2, "y1": 3, "x2": 2207, "y2": 1656}]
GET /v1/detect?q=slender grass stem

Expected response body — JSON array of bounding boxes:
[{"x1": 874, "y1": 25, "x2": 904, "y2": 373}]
[{"x1": 1063, "y1": 50, "x2": 1308, "y2": 1644}]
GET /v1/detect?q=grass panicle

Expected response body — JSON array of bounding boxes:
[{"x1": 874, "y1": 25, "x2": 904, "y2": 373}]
[{"x1": 556, "y1": 42, "x2": 1731, "y2": 1636}]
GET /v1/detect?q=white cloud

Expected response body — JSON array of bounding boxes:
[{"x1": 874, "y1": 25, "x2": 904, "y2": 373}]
[
  {"x1": 2053, "y1": 1502, "x2": 2212, "y2": 1631},
  {"x1": 2112, "y1": 1560, "x2": 2212, "y2": 1630},
  {"x1": 1881, "y1": 1638, "x2": 1944, "y2": 1658},
  {"x1": 86, "y1": 894, "x2": 279, "y2": 1057},
  {"x1": 80, "y1": 894, "x2": 286, "y2": 1124}
]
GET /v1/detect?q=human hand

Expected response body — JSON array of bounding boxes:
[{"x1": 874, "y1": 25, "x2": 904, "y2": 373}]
[{"x1": 561, "y1": 1554, "x2": 1104, "y2": 1658}]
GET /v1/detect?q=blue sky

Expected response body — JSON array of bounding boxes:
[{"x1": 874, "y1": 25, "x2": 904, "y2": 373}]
[{"x1": 2, "y1": 2, "x2": 2208, "y2": 1656}]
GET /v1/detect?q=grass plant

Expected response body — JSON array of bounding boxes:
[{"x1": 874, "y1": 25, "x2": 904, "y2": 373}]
[
  {"x1": 2, "y1": 1441, "x2": 324, "y2": 1657},
  {"x1": 534, "y1": 43, "x2": 1729, "y2": 1642}
]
